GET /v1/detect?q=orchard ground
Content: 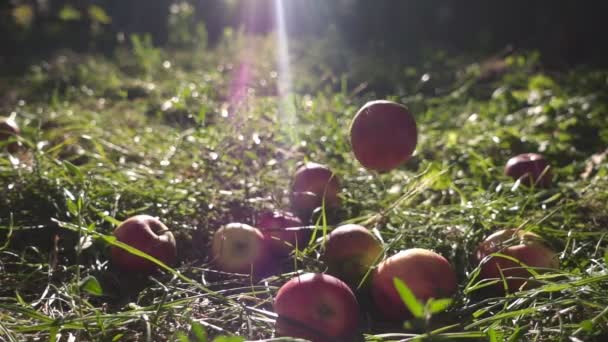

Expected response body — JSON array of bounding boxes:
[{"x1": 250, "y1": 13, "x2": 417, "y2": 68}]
[{"x1": 1, "y1": 33, "x2": 608, "y2": 341}]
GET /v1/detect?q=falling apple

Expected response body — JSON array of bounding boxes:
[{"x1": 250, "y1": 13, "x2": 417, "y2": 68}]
[
  {"x1": 290, "y1": 162, "x2": 340, "y2": 221},
  {"x1": 473, "y1": 229, "x2": 558, "y2": 292},
  {"x1": 274, "y1": 273, "x2": 360, "y2": 342},
  {"x1": 0, "y1": 117, "x2": 20, "y2": 153},
  {"x1": 371, "y1": 248, "x2": 457, "y2": 321},
  {"x1": 257, "y1": 210, "x2": 309, "y2": 256},
  {"x1": 321, "y1": 224, "x2": 383, "y2": 287},
  {"x1": 110, "y1": 215, "x2": 177, "y2": 273},
  {"x1": 504, "y1": 153, "x2": 552, "y2": 187},
  {"x1": 350, "y1": 100, "x2": 417, "y2": 172},
  {"x1": 211, "y1": 223, "x2": 271, "y2": 276}
]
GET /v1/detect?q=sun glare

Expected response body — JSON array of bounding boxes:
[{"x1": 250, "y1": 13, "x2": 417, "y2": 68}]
[{"x1": 274, "y1": 0, "x2": 296, "y2": 127}]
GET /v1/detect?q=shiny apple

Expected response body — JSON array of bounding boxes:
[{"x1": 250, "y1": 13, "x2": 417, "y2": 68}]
[
  {"x1": 290, "y1": 162, "x2": 339, "y2": 221},
  {"x1": 350, "y1": 100, "x2": 417, "y2": 172},
  {"x1": 211, "y1": 223, "x2": 271, "y2": 276},
  {"x1": 322, "y1": 224, "x2": 383, "y2": 287},
  {"x1": 371, "y1": 248, "x2": 457, "y2": 321},
  {"x1": 274, "y1": 273, "x2": 360, "y2": 342},
  {"x1": 110, "y1": 215, "x2": 177, "y2": 273},
  {"x1": 504, "y1": 153, "x2": 552, "y2": 187},
  {"x1": 474, "y1": 229, "x2": 558, "y2": 292}
]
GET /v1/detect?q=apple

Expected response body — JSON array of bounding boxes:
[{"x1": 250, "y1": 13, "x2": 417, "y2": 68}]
[
  {"x1": 321, "y1": 224, "x2": 383, "y2": 287},
  {"x1": 290, "y1": 162, "x2": 340, "y2": 221},
  {"x1": 473, "y1": 229, "x2": 558, "y2": 292},
  {"x1": 274, "y1": 273, "x2": 360, "y2": 342},
  {"x1": 371, "y1": 248, "x2": 457, "y2": 321},
  {"x1": 257, "y1": 210, "x2": 309, "y2": 256},
  {"x1": 211, "y1": 223, "x2": 271, "y2": 276},
  {"x1": 110, "y1": 215, "x2": 177, "y2": 273},
  {"x1": 349, "y1": 100, "x2": 417, "y2": 172},
  {"x1": 504, "y1": 153, "x2": 552, "y2": 187},
  {"x1": 0, "y1": 117, "x2": 20, "y2": 153}
]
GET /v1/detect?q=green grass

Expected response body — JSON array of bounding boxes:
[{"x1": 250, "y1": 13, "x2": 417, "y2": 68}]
[{"x1": 1, "y1": 34, "x2": 608, "y2": 341}]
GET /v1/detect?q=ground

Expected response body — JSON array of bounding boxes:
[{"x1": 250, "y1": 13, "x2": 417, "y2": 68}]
[{"x1": 1, "y1": 33, "x2": 608, "y2": 341}]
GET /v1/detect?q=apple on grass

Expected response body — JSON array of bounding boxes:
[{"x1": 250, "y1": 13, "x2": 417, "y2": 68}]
[
  {"x1": 504, "y1": 153, "x2": 552, "y2": 187},
  {"x1": 321, "y1": 224, "x2": 383, "y2": 288},
  {"x1": 211, "y1": 223, "x2": 272, "y2": 277},
  {"x1": 290, "y1": 162, "x2": 340, "y2": 222},
  {"x1": 257, "y1": 210, "x2": 309, "y2": 256},
  {"x1": 371, "y1": 248, "x2": 457, "y2": 322},
  {"x1": 473, "y1": 229, "x2": 558, "y2": 293},
  {"x1": 110, "y1": 215, "x2": 177, "y2": 273},
  {"x1": 350, "y1": 100, "x2": 418, "y2": 172},
  {"x1": 0, "y1": 116, "x2": 20, "y2": 153},
  {"x1": 274, "y1": 273, "x2": 360, "y2": 342}
]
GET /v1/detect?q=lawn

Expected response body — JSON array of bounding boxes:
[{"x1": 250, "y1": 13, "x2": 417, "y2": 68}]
[{"x1": 1, "y1": 32, "x2": 608, "y2": 341}]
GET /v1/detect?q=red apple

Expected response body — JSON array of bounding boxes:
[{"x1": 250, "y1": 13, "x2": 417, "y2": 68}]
[
  {"x1": 274, "y1": 273, "x2": 360, "y2": 342},
  {"x1": 371, "y1": 248, "x2": 457, "y2": 321},
  {"x1": 350, "y1": 100, "x2": 417, "y2": 172},
  {"x1": 474, "y1": 229, "x2": 558, "y2": 292},
  {"x1": 321, "y1": 224, "x2": 383, "y2": 287},
  {"x1": 211, "y1": 223, "x2": 271, "y2": 276},
  {"x1": 291, "y1": 163, "x2": 340, "y2": 221},
  {"x1": 504, "y1": 153, "x2": 552, "y2": 187},
  {"x1": 110, "y1": 215, "x2": 177, "y2": 273},
  {"x1": 0, "y1": 117, "x2": 20, "y2": 153},
  {"x1": 257, "y1": 210, "x2": 309, "y2": 256}
]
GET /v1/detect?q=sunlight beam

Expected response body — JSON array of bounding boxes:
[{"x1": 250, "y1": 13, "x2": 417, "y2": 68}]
[{"x1": 274, "y1": 0, "x2": 296, "y2": 127}]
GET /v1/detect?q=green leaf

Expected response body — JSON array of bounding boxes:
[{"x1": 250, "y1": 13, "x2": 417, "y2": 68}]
[
  {"x1": 191, "y1": 321, "x2": 207, "y2": 342},
  {"x1": 393, "y1": 278, "x2": 424, "y2": 318},
  {"x1": 426, "y1": 298, "x2": 453, "y2": 314},
  {"x1": 79, "y1": 275, "x2": 103, "y2": 296},
  {"x1": 66, "y1": 198, "x2": 78, "y2": 216},
  {"x1": 59, "y1": 5, "x2": 81, "y2": 21},
  {"x1": 63, "y1": 160, "x2": 83, "y2": 180},
  {"x1": 539, "y1": 283, "x2": 570, "y2": 293},
  {"x1": 604, "y1": 249, "x2": 608, "y2": 266},
  {"x1": 175, "y1": 332, "x2": 190, "y2": 342},
  {"x1": 507, "y1": 326, "x2": 524, "y2": 342},
  {"x1": 488, "y1": 327, "x2": 498, "y2": 342},
  {"x1": 197, "y1": 106, "x2": 207, "y2": 125},
  {"x1": 212, "y1": 337, "x2": 244, "y2": 342},
  {"x1": 88, "y1": 5, "x2": 111, "y2": 24},
  {"x1": 579, "y1": 319, "x2": 594, "y2": 332}
]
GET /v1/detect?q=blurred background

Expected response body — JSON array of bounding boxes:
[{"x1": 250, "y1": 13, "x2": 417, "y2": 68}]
[{"x1": 2, "y1": 0, "x2": 607, "y2": 73}]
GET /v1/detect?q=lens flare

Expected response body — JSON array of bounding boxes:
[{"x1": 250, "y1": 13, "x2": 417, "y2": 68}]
[{"x1": 274, "y1": 0, "x2": 296, "y2": 127}]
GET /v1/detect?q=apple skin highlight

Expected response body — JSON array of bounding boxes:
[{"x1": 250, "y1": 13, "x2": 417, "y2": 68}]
[
  {"x1": 110, "y1": 215, "x2": 177, "y2": 273},
  {"x1": 322, "y1": 224, "x2": 383, "y2": 287},
  {"x1": 290, "y1": 162, "x2": 340, "y2": 221},
  {"x1": 504, "y1": 153, "x2": 552, "y2": 187},
  {"x1": 211, "y1": 223, "x2": 272, "y2": 277},
  {"x1": 274, "y1": 273, "x2": 360, "y2": 342},
  {"x1": 474, "y1": 229, "x2": 559, "y2": 292},
  {"x1": 350, "y1": 100, "x2": 417, "y2": 172},
  {"x1": 371, "y1": 248, "x2": 457, "y2": 321}
]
